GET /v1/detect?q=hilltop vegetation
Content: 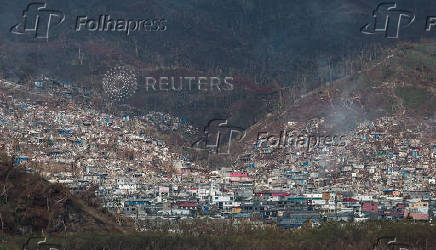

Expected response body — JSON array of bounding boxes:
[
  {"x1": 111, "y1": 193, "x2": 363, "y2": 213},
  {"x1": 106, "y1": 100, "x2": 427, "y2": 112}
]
[
  {"x1": 233, "y1": 41, "x2": 436, "y2": 147},
  {"x1": 0, "y1": 153, "x2": 134, "y2": 236},
  {"x1": 2, "y1": 0, "x2": 436, "y2": 128}
]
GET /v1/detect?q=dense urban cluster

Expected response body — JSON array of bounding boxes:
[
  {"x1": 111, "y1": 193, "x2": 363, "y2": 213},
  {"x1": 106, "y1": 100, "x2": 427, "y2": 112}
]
[
  {"x1": 0, "y1": 78, "x2": 435, "y2": 230},
  {"x1": 232, "y1": 115, "x2": 435, "y2": 226}
]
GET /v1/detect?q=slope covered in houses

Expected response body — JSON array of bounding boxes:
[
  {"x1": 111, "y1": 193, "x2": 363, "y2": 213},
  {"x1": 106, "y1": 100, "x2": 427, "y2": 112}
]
[{"x1": 0, "y1": 43, "x2": 435, "y2": 230}]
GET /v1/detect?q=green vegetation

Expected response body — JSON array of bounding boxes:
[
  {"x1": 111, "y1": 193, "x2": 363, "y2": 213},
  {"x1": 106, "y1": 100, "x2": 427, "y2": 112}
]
[
  {"x1": 356, "y1": 74, "x2": 373, "y2": 87},
  {"x1": 383, "y1": 96, "x2": 396, "y2": 115},
  {"x1": 0, "y1": 154, "x2": 133, "y2": 236},
  {"x1": 0, "y1": 220, "x2": 435, "y2": 249},
  {"x1": 0, "y1": 0, "x2": 401, "y2": 129},
  {"x1": 394, "y1": 86, "x2": 432, "y2": 110}
]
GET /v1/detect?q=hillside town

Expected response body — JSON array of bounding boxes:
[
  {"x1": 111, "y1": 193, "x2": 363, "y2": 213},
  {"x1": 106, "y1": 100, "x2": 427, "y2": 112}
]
[{"x1": 0, "y1": 78, "x2": 435, "y2": 230}]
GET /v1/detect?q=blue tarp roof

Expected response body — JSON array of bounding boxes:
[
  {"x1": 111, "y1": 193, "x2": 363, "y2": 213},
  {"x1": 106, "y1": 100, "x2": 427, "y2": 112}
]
[
  {"x1": 14, "y1": 158, "x2": 28, "y2": 163},
  {"x1": 234, "y1": 213, "x2": 251, "y2": 217}
]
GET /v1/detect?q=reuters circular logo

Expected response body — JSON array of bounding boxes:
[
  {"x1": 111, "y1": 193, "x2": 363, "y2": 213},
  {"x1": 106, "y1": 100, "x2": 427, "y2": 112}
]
[{"x1": 102, "y1": 65, "x2": 138, "y2": 102}]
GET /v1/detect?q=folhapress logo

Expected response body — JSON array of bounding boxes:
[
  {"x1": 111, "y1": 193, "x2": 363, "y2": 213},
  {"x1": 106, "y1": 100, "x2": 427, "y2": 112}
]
[
  {"x1": 10, "y1": 2, "x2": 167, "y2": 41},
  {"x1": 361, "y1": 2, "x2": 415, "y2": 38},
  {"x1": 191, "y1": 119, "x2": 246, "y2": 155},
  {"x1": 10, "y1": 2, "x2": 65, "y2": 40}
]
